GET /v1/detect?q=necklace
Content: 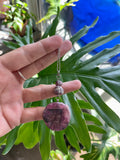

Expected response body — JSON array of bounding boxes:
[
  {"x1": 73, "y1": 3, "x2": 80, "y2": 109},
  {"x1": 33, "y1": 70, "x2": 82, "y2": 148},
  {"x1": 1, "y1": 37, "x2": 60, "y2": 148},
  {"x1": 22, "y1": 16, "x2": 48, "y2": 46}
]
[{"x1": 42, "y1": 48, "x2": 70, "y2": 131}]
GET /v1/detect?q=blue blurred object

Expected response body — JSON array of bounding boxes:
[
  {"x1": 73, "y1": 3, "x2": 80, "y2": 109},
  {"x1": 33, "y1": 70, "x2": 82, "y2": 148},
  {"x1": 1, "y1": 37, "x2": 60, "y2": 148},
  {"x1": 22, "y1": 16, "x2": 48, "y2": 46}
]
[{"x1": 68, "y1": 0, "x2": 120, "y2": 65}]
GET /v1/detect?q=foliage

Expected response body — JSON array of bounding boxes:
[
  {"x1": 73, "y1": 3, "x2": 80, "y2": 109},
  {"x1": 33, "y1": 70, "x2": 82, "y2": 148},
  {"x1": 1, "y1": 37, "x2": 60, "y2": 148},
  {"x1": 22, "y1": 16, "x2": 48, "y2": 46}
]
[
  {"x1": 1, "y1": 5, "x2": 120, "y2": 160},
  {"x1": 3, "y1": 20, "x2": 34, "y2": 48},
  {"x1": 49, "y1": 149, "x2": 75, "y2": 160},
  {"x1": 0, "y1": 0, "x2": 30, "y2": 32},
  {"x1": 36, "y1": 0, "x2": 78, "y2": 24},
  {"x1": 81, "y1": 126, "x2": 120, "y2": 160}
]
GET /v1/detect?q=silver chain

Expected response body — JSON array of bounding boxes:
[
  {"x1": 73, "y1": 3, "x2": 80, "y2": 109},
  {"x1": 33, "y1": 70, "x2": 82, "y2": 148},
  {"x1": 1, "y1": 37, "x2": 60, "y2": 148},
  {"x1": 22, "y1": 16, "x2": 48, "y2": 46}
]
[{"x1": 56, "y1": 48, "x2": 61, "y2": 80}]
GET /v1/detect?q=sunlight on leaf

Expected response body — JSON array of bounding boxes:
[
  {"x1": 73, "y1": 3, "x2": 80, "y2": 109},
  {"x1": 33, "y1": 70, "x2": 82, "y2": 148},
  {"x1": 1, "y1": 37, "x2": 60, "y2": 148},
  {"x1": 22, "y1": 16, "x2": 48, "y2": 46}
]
[{"x1": 36, "y1": 0, "x2": 78, "y2": 24}]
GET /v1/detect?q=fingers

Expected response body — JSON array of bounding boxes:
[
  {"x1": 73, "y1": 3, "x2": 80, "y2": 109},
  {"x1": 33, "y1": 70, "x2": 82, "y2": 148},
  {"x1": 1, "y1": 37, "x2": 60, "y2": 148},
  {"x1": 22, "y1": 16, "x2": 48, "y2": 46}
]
[
  {"x1": 20, "y1": 107, "x2": 44, "y2": 124},
  {"x1": 18, "y1": 40, "x2": 72, "y2": 80},
  {"x1": 1, "y1": 35, "x2": 63, "y2": 71},
  {"x1": 21, "y1": 80, "x2": 81, "y2": 124},
  {"x1": 23, "y1": 80, "x2": 81, "y2": 103}
]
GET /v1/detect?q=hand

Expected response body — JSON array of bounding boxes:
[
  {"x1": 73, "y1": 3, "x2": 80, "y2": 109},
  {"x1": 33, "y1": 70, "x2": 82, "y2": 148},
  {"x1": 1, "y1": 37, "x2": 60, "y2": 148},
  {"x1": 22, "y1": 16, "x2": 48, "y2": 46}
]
[{"x1": 0, "y1": 35, "x2": 81, "y2": 137}]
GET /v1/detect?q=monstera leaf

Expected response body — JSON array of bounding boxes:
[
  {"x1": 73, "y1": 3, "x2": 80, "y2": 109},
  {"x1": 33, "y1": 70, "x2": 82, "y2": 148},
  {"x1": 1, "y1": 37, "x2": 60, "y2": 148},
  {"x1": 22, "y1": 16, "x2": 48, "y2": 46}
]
[
  {"x1": 38, "y1": 28, "x2": 120, "y2": 133},
  {"x1": 2, "y1": 14, "x2": 120, "y2": 160},
  {"x1": 81, "y1": 127, "x2": 120, "y2": 160}
]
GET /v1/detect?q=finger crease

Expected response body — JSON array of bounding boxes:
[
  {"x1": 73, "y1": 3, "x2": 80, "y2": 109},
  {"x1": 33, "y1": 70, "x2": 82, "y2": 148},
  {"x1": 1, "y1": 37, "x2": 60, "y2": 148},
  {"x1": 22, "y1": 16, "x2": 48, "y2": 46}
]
[
  {"x1": 38, "y1": 41, "x2": 48, "y2": 56},
  {"x1": 20, "y1": 47, "x2": 34, "y2": 64},
  {"x1": 1, "y1": 107, "x2": 13, "y2": 130},
  {"x1": 35, "y1": 59, "x2": 45, "y2": 71}
]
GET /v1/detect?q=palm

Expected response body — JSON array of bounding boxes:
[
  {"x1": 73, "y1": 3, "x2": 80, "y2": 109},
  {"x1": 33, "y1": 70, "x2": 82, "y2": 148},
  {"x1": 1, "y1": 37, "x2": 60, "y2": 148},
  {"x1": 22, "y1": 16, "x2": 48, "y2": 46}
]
[
  {"x1": 0, "y1": 64, "x2": 23, "y2": 134},
  {"x1": 0, "y1": 35, "x2": 81, "y2": 137}
]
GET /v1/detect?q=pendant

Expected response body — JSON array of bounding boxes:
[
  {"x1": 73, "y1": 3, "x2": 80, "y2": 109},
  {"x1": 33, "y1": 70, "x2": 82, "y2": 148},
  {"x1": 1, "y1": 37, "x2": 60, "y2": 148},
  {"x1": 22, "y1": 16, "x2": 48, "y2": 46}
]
[
  {"x1": 42, "y1": 49, "x2": 71, "y2": 131},
  {"x1": 43, "y1": 102, "x2": 70, "y2": 131}
]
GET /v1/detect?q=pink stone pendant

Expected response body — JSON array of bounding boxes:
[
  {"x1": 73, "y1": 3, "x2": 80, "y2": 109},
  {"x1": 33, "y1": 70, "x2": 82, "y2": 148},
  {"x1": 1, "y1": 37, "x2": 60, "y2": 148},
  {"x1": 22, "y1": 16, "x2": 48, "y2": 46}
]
[
  {"x1": 42, "y1": 49, "x2": 71, "y2": 131},
  {"x1": 42, "y1": 102, "x2": 70, "y2": 131}
]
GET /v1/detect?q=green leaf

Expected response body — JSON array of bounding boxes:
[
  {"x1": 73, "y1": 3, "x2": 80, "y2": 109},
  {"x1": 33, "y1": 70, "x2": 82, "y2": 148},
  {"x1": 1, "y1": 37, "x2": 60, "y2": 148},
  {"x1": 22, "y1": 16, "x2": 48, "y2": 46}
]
[
  {"x1": 15, "y1": 122, "x2": 39, "y2": 149},
  {"x1": 25, "y1": 20, "x2": 34, "y2": 44},
  {"x1": 24, "y1": 78, "x2": 40, "y2": 88},
  {"x1": 9, "y1": 32, "x2": 25, "y2": 46},
  {"x1": 81, "y1": 143, "x2": 103, "y2": 160},
  {"x1": 81, "y1": 129, "x2": 120, "y2": 160},
  {"x1": 42, "y1": 24, "x2": 52, "y2": 39},
  {"x1": 49, "y1": 7, "x2": 60, "y2": 36},
  {"x1": 96, "y1": 66, "x2": 120, "y2": 102},
  {"x1": 39, "y1": 121, "x2": 52, "y2": 160},
  {"x1": 2, "y1": 126, "x2": 20, "y2": 155},
  {"x1": 33, "y1": 121, "x2": 39, "y2": 132},
  {"x1": 50, "y1": 150, "x2": 64, "y2": 159},
  {"x1": 70, "y1": 17, "x2": 98, "y2": 45},
  {"x1": 36, "y1": 0, "x2": 78, "y2": 24},
  {"x1": 13, "y1": 22, "x2": 19, "y2": 32},
  {"x1": 78, "y1": 44, "x2": 120, "y2": 71},
  {"x1": 42, "y1": 7, "x2": 60, "y2": 38},
  {"x1": 60, "y1": 0, "x2": 79, "y2": 10},
  {"x1": 7, "y1": 22, "x2": 13, "y2": 28},
  {"x1": 80, "y1": 83, "x2": 120, "y2": 133},
  {"x1": 55, "y1": 131, "x2": 68, "y2": 154},
  {"x1": 66, "y1": 31, "x2": 120, "y2": 67},
  {"x1": 4, "y1": 21, "x2": 34, "y2": 50},
  {"x1": 78, "y1": 100, "x2": 94, "y2": 109},
  {"x1": 64, "y1": 126, "x2": 81, "y2": 152},
  {"x1": 83, "y1": 112, "x2": 103, "y2": 126},
  {"x1": 3, "y1": 41, "x2": 20, "y2": 49},
  {"x1": 63, "y1": 93, "x2": 91, "y2": 152},
  {"x1": 87, "y1": 125, "x2": 106, "y2": 134},
  {"x1": 0, "y1": 134, "x2": 8, "y2": 145}
]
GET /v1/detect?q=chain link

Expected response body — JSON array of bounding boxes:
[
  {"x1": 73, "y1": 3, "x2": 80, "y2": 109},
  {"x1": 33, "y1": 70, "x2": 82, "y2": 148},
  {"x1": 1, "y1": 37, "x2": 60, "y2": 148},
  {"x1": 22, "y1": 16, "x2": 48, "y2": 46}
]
[{"x1": 56, "y1": 48, "x2": 61, "y2": 80}]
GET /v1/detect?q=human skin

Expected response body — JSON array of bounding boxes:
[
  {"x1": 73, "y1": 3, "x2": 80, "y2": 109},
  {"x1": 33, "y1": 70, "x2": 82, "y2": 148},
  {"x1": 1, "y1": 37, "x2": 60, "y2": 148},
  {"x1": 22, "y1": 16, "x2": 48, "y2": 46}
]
[{"x1": 0, "y1": 35, "x2": 81, "y2": 137}]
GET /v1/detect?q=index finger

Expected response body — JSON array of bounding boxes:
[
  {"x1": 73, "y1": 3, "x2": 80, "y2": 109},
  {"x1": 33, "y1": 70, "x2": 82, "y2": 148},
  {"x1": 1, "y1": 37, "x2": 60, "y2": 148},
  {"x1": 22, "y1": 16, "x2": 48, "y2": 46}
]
[{"x1": 0, "y1": 35, "x2": 63, "y2": 71}]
